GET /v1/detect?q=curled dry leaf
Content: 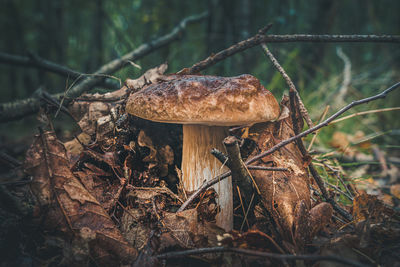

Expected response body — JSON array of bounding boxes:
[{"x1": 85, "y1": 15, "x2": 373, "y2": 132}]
[
  {"x1": 247, "y1": 98, "x2": 332, "y2": 250},
  {"x1": 73, "y1": 162, "x2": 124, "y2": 212},
  {"x1": 24, "y1": 130, "x2": 137, "y2": 265}
]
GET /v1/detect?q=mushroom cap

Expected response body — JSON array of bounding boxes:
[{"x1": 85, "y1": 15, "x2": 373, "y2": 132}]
[{"x1": 126, "y1": 74, "x2": 280, "y2": 126}]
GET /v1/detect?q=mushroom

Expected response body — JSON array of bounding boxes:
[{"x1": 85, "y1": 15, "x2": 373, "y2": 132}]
[{"x1": 126, "y1": 74, "x2": 280, "y2": 231}]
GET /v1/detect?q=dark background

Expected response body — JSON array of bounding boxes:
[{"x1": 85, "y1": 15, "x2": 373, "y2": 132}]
[{"x1": 0, "y1": 0, "x2": 399, "y2": 149}]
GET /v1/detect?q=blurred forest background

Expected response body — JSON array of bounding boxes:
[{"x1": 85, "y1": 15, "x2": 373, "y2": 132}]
[{"x1": 0, "y1": 0, "x2": 399, "y2": 160}]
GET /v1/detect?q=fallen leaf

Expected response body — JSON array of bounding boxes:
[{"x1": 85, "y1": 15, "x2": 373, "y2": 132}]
[{"x1": 24, "y1": 130, "x2": 137, "y2": 265}]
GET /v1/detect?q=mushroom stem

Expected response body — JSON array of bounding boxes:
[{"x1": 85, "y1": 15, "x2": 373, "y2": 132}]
[{"x1": 181, "y1": 125, "x2": 233, "y2": 231}]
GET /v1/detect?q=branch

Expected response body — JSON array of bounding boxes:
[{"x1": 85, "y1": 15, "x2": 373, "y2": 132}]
[
  {"x1": 223, "y1": 136, "x2": 259, "y2": 196},
  {"x1": 155, "y1": 247, "x2": 366, "y2": 267},
  {"x1": 0, "y1": 11, "x2": 208, "y2": 123},
  {"x1": 178, "y1": 33, "x2": 400, "y2": 75},
  {"x1": 245, "y1": 81, "x2": 400, "y2": 165},
  {"x1": 261, "y1": 43, "x2": 313, "y2": 127},
  {"x1": 0, "y1": 52, "x2": 120, "y2": 89},
  {"x1": 178, "y1": 82, "x2": 400, "y2": 211}
]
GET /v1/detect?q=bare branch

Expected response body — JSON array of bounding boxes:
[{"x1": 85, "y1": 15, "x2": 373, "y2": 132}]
[
  {"x1": 223, "y1": 136, "x2": 259, "y2": 196},
  {"x1": 0, "y1": 52, "x2": 120, "y2": 90},
  {"x1": 0, "y1": 12, "x2": 208, "y2": 123},
  {"x1": 245, "y1": 81, "x2": 400, "y2": 165},
  {"x1": 261, "y1": 43, "x2": 313, "y2": 127},
  {"x1": 179, "y1": 33, "x2": 400, "y2": 75},
  {"x1": 155, "y1": 246, "x2": 366, "y2": 267},
  {"x1": 178, "y1": 82, "x2": 400, "y2": 211}
]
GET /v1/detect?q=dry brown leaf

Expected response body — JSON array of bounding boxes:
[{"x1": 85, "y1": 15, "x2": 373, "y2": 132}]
[
  {"x1": 352, "y1": 193, "x2": 396, "y2": 224},
  {"x1": 390, "y1": 184, "x2": 400, "y2": 199},
  {"x1": 247, "y1": 97, "x2": 329, "y2": 250},
  {"x1": 137, "y1": 130, "x2": 157, "y2": 162},
  {"x1": 24, "y1": 130, "x2": 137, "y2": 265}
]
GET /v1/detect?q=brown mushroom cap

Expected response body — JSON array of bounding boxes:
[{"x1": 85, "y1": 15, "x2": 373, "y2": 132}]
[{"x1": 126, "y1": 74, "x2": 280, "y2": 126}]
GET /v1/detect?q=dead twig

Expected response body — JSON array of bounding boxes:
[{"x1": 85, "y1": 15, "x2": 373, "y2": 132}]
[
  {"x1": 307, "y1": 105, "x2": 330, "y2": 151},
  {"x1": 317, "y1": 159, "x2": 354, "y2": 198},
  {"x1": 223, "y1": 136, "x2": 260, "y2": 195},
  {"x1": 155, "y1": 246, "x2": 366, "y2": 267},
  {"x1": 178, "y1": 31, "x2": 400, "y2": 75},
  {"x1": 0, "y1": 52, "x2": 120, "y2": 90},
  {"x1": 288, "y1": 89, "x2": 352, "y2": 220},
  {"x1": 178, "y1": 82, "x2": 400, "y2": 212},
  {"x1": 330, "y1": 106, "x2": 400, "y2": 124},
  {"x1": 245, "y1": 81, "x2": 400, "y2": 165},
  {"x1": 261, "y1": 43, "x2": 313, "y2": 127},
  {"x1": 211, "y1": 148, "x2": 288, "y2": 172},
  {"x1": 0, "y1": 12, "x2": 208, "y2": 123}
]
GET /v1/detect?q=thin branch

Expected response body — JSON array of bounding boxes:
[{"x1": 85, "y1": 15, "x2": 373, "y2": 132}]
[
  {"x1": 331, "y1": 106, "x2": 400, "y2": 124},
  {"x1": 317, "y1": 159, "x2": 354, "y2": 198},
  {"x1": 178, "y1": 33, "x2": 400, "y2": 75},
  {"x1": 308, "y1": 105, "x2": 330, "y2": 151},
  {"x1": 211, "y1": 148, "x2": 288, "y2": 171},
  {"x1": 0, "y1": 52, "x2": 120, "y2": 89},
  {"x1": 178, "y1": 82, "x2": 400, "y2": 211},
  {"x1": 223, "y1": 136, "x2": 260, "y2": 195},
  {"x1": 247, "y1": 166, "x2": 288, "y2": 171},
  {"x1": 245, "y1": 81, "x2": 400, "y2": 165},
  {"x1": 178, "y1": 172, "x2": 232, "y2": 212},
  {"x1": 261, "y1": 43, "x2": 313, "y2": 127},
  {"x1": 155, "y1": 246, "x2": 366, "y2": 267},
  {"x1": 0, "y1": 11, "x2": 208, "y2": 123},
  {"x1": 289, "y1": 89, "x2": 352, "y2": 220}
]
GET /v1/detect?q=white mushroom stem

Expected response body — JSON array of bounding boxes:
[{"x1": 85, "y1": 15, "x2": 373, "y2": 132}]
[{"x1": 181, "y1": 125, "x2": 233, "y2": 231}]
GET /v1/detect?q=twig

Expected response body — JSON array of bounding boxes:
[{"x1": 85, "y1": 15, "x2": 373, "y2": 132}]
[
  {"x1": 211, "y1": 148, "x2": 288, "y2": 172},
  {"x1": 178, "y1": 172, "x2": 231, "y2": 212},
  {"x1": 307, "y1": 105, "x2": 330, "y2": 151},
  {"x1": 155, "y1": 246, "x2": 366, "y2": 267},
  {"x1": 288, "y1": 89, "x2": 352, "y2": 220},
  {"x1": 261, "y1": 43, "x2": 313, "y2": 127},
  {"x1": 247, "y1": 166, "x2": 288, "y2": 171},
  {"x1": 317, "y1": 159, "x2": 354, "y2": 198},
  {"x1": 223, "y1": 136, "x2": 260, "y2": 195},
  {"x1": 240, "y1": 193, "x2": 255, "y2": 232},
  {"x1": 0, "y1": 12, "x2": 208, "y2": 123},
  {"x1": 330, "y1": 107, "x2": 400, "y2": 124},
  {"x1": 178, "y1": 32, "x2": 400, "y2": 75},
  {"x1": 236, "y1": 186, "x2": 250, "y2": 230},
  {"x1": 262, "y1": 43, "x2": 350, "y2": 220},
  {"x1": 245, "y1": 81, "x2": 400, "y2": 165},
  {"x1": 178, "y1": 82, "x2": 400, "y2": 211},
  {"x1": 0, "y1": 52, "x2": 119, "y2": 90},
  {"x1": 326, "y1": 182, "x2": 354, "y2": 201},
  {"x1": 0, "y1": 151, "x2": 22, "y2": 168}
]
